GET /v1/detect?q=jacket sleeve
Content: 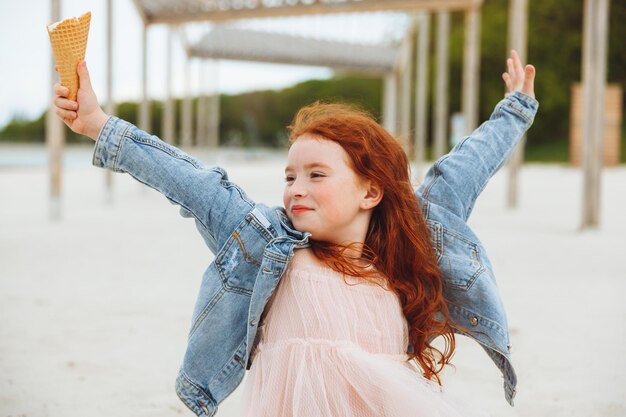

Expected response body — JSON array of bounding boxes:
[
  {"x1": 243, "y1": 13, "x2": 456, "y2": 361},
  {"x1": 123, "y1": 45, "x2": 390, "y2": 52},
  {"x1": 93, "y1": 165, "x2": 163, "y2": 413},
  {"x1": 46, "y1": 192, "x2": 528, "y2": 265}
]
[
  {"x1": 416, "y1": 91, "x2": 539, "y2": 222},
  {"x1": 92, "y1": 116, "x2": 255, "y2": 253}
]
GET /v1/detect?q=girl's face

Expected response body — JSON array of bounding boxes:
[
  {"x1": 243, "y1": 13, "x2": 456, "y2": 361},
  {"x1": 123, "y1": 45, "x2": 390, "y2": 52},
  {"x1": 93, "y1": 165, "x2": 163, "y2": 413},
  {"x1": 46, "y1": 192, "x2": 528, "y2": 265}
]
[{"x1": 283, "y1": 135, "x2": 373, "y2": 245}]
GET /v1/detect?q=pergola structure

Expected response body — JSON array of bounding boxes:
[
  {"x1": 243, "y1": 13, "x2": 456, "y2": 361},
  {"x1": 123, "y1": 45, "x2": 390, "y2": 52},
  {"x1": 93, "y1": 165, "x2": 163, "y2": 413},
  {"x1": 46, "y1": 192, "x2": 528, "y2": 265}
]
[
  {"x1": 132, "y1": 0, "x2": 482, "y2": 23},
  {"x1": 187, "y1": 27, "x2": 398, "y2": 74},
  {"x1": 46, "y1": 0, "x2": 609, "y2": 230},
  {"x1": 135, "y1": 2, "x2": 484, "y2": 152},
  {"x1": 180, "y1": 26, "x2": 401, "y2": 148}
]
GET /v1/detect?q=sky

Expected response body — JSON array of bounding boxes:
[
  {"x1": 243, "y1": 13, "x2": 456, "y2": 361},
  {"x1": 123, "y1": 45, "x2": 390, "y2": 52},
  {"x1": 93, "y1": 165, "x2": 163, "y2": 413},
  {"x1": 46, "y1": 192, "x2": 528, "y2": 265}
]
[{"x1": 0, "y1": 0, "x2": 408, "y2": 130}]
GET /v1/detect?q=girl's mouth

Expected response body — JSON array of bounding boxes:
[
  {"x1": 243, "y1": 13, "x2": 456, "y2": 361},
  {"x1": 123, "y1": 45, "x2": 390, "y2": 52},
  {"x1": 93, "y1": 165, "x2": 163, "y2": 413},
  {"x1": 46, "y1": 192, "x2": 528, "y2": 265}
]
[{"x1": 291, "y1": 205, "x2": 313, "y2": 215}]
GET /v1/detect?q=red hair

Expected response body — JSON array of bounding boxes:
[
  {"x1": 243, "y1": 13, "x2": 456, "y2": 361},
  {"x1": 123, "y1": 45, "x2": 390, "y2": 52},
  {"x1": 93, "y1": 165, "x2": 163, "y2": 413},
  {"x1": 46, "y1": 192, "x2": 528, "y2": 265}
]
[{"x1": 288, "y1": 102, "x2": 456, "y2": 383}]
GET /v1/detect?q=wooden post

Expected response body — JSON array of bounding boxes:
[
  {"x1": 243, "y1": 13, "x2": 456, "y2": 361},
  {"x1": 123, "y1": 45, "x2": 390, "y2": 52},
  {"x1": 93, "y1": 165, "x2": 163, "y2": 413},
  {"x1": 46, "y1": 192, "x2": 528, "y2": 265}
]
[
  {"x1": 105, "y1": 0, "x2": 114, "y2": 117},
  {"x1": 462, "y1": 6, "x2": 481, "y2": 134},
  {"x1": 383, "y1": 72, "x2": 398, "y2": 136},
  {"x1": 570, "y1": 84, "x2": 622, "y2": 167},
  {"x1": 399, "y1": 20, "x2": 414, "y2": 155},
  {"x1": 506, "y1": 0, "x2": 528, "y2": 209},
  {"x1": 414, "y1": 12, "x2": 430, "y2": 180},
  {"x1": 207, "y1": 60, "x2": 220, "y2": 149},
  {"x1": 138, "y1": 23, "x2": 150, "y2": 132},
  {"x1": 581, "y1": 0, "x2": 610, "y2": 229},
  {"x1": 104, "y1": 0, "x2": 114, "y2": 201},
  {"x1": 162, "y1": 27, "x2": 175, "y2": 144},
  {"x1": 181, "y1": 54, "x2": 193, "y2": 148},
  {"x1": 433, "y1": 11, "x2": 450, "y2": 160},
  {"x1": 196, "y1": 59, "x2": 207, "y2": 147},
  {"x1": 47, "y1": 0, "x2": 65, "y2": 220}
]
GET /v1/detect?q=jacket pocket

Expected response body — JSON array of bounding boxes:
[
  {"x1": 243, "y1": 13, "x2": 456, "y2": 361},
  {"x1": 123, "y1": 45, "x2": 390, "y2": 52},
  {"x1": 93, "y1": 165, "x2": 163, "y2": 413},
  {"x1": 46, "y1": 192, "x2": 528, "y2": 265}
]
[
  {"x1": 429, "y1": 221, "x2": 485, "y2": 291},
  {"x1": 215, "y1": 213, "x2": 271, "y2": 293}
]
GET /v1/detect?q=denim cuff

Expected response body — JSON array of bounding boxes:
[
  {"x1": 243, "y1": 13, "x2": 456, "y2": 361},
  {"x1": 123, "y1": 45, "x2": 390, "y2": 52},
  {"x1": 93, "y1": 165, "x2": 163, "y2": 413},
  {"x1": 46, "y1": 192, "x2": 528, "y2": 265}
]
[
  {"x1": 92, "y1": 116, "x2": 133, "y2": 171},
  {"x1": 503, "y1": 91, "x2": 539, "y2": 123}
]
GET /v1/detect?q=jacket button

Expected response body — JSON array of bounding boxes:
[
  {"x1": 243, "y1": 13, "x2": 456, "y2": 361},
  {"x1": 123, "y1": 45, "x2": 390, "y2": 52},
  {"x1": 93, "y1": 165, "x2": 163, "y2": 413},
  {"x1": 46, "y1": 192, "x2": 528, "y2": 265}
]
[
  {"x1": 250, "y1": 319, "x2": 257, "y2": 326},
  {"x1": 470, "y1": 316, "x2": 478, "y2": 326}
]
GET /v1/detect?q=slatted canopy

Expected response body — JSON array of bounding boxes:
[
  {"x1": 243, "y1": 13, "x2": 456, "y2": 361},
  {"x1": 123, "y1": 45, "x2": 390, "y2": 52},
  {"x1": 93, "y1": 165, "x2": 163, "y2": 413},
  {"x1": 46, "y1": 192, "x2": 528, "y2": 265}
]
[
  {"x1": 187, "y1": 26, "x2": 399, "y2": 74},
  {"x1": 132, "y1": 0, "x2": 482, "y2": 24}
]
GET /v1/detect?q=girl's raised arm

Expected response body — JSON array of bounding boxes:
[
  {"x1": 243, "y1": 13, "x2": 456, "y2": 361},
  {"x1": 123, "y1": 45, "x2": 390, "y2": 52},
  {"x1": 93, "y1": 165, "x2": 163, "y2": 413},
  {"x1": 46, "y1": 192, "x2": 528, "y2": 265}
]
[
  {"x1": 416, "y1": 50, "x2": 538, "y2": 222},
  {"x1": 52, "y1": 61, "x2": 255, "y2": 253}
]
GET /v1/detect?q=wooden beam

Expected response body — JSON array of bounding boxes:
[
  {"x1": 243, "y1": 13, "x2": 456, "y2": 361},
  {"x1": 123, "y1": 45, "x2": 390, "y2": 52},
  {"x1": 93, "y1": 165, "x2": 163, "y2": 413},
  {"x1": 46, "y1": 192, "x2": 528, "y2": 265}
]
[{"x1": 143, "y1": 0, "x2": 483, "y2": 24}]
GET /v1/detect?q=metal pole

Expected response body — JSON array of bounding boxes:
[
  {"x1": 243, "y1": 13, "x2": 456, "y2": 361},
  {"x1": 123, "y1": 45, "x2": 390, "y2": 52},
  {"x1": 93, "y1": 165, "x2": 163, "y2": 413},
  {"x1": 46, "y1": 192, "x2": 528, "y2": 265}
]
[
  {"x1": 506, "y1": 0, "x2": 528, "y2": 209},
  {"x1": 47, "y1": 0, "x2": 65, "y2": 220},
  {"x1": 581, "y1": 0, "x2": 610, "y2": 229},
  {"x1": 433, "y1": 11, "x2": 450, "y2": 160},
  {"x1": 414, "y1": 12, "x2": 430, "y2": 180},
  {"x1": 462, "y1": 6, "x2": 481, "y2": 134}
]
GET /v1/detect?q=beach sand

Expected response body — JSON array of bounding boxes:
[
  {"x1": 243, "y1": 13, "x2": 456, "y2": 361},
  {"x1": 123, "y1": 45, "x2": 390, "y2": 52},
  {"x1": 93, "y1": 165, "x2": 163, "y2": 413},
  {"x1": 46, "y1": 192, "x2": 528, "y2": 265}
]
[{"x1": 1, "y1": 144, "x2": 624, "y2": 417}]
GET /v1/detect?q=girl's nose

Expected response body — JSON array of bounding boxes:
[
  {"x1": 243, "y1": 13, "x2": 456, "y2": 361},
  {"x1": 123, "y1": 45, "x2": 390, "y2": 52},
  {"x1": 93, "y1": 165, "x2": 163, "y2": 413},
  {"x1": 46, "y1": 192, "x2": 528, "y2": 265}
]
[{"x1": 289, "y1": 178, "x2": 307, "y2": 198}]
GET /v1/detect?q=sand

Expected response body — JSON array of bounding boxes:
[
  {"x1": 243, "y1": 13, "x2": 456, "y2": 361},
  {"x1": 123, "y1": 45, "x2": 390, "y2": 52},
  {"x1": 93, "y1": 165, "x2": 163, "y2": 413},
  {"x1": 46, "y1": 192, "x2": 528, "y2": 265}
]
[{"x1": 1, "y1": 144, "x2": 624, "y2": 417}]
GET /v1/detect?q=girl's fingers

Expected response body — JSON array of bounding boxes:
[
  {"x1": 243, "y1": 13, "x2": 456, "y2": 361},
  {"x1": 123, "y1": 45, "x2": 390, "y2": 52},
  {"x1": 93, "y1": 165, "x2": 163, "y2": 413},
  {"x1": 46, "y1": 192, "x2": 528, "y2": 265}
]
[
  {"x1": 54, "y1": 96, "x2": 78, "y2": 111},
  {"x1": 506, "y1": 58, "x2": 514, "y2": 78},
  {"x1": 503, "y1": 50, "x2": 535, "y2": 98},
  {"x1": 510, "y1": 50, "x2": 520, "y2": 67},
  {"x1": 523, "y1": 65, "x2": 536, "y2": 98},
  {"x1": 502, "y1": 72, "x2": 509, "y2": 85},
  {"x1": 55, "y1": 108, "x2": 77, "y2": 120},
  {"x1": 53, "y1": 83, "x2": 70, "y2": 98}
]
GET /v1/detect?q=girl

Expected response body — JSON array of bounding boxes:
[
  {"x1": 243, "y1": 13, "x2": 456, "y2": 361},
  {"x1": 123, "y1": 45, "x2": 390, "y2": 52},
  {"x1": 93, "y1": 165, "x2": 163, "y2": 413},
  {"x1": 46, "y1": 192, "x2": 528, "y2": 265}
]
[{"x1": 53, "y1": 50, "x2": 537, "y2": 417}]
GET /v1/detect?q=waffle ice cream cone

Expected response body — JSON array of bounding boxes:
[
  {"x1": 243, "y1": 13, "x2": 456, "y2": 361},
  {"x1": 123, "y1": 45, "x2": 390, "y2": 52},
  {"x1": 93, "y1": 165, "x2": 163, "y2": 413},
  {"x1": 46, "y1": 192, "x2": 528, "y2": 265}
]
[{"x1": 47, "y1": 12, "x2": 91, "y2": 101}]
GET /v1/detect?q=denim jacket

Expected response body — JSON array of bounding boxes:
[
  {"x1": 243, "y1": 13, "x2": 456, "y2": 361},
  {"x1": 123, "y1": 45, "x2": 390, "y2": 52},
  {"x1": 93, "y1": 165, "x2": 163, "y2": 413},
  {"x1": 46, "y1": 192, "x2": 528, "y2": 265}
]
[{"x1": 92, "y1": 91, "x2": 538, "y2": 416}]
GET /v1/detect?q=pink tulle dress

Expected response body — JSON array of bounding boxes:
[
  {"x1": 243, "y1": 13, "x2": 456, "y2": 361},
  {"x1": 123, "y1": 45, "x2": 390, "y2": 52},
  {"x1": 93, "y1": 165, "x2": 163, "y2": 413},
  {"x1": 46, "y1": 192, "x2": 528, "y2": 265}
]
[{"x1": 241, "y1": 248, "x2": 472, "y2": 417}]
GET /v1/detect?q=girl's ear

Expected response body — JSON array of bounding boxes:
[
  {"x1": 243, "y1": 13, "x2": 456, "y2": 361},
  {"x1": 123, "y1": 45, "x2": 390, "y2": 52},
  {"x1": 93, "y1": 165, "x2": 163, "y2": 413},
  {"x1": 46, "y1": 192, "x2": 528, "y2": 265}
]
[{"x1": 361, "y1": 181, "x2": 383, "y2": 210}]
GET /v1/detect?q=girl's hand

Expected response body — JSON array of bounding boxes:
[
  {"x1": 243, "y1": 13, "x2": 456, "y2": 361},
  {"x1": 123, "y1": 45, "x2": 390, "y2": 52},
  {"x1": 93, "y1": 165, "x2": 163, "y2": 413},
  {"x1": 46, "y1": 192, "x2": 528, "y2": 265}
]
[
  {"x1": 53, "y1": 60, "x2": 109, "y2": 141},
  {"x1": 502, "y1": 49, "x2": 536, "y2": 99}
]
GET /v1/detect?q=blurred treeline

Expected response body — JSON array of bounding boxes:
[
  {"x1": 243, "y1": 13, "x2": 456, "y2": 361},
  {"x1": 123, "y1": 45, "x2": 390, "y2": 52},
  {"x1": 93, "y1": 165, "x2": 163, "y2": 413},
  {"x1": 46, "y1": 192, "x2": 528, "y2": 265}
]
[{"x1": 1, "y1": 0, "x2": 624, "y2": 162}]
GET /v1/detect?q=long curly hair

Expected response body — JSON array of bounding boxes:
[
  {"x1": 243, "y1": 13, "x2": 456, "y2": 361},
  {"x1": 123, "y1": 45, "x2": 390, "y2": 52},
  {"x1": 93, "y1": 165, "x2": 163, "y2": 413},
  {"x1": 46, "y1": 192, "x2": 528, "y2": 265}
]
[{"x1": 287, "y1": 102, "x2": 457, "y2": 383}]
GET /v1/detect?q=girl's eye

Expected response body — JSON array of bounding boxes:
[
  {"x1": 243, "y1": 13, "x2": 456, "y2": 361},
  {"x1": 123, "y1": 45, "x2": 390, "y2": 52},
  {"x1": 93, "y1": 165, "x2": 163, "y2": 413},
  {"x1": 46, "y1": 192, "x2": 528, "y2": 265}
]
[
  {"x1": 310, "y1": 172, "x2": 325, "y2": 179},
  {"x1": 284, "y1": 176, "x2": 295, "y2": 183}
]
